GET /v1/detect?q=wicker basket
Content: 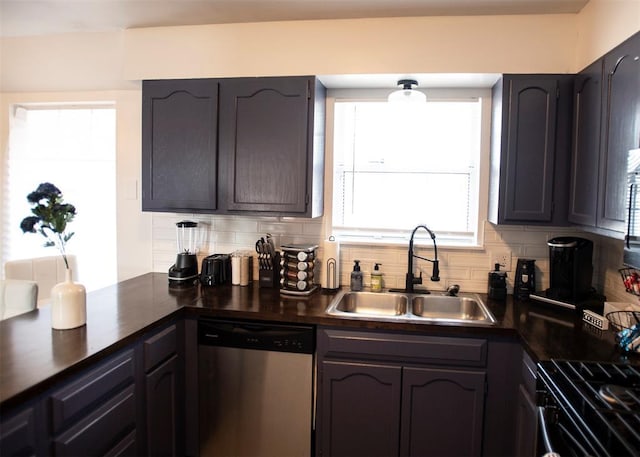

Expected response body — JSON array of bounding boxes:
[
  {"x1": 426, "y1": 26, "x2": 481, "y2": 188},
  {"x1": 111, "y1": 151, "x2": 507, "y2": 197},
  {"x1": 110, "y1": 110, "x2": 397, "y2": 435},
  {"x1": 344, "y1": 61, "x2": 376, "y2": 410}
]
[
  {"x1": 619, "y1": 267, "x2": 640, "y2": 296},
  {"x1": 606, "y1": 310, "x2": 640, "y2": 331}
]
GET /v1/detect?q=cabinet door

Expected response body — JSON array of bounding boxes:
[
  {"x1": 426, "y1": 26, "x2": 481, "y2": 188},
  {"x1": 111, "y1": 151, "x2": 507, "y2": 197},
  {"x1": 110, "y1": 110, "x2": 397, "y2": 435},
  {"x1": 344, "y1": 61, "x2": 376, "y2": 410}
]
[
  {"x1": 503, "y1": 78, "x2": 559, "y2": 222},
  {"x1": 598, "y1": 34, "x2": 640, "y2": 232},
  {"x1": 142, "y1": 79, "x2": 219, "y2": 212},
  {"x1": 400, "y1": 367, "x2": 486, "y2": 457},
  {"x1": 219, "y1": 77, "x2": 312, "y2": 214},
  {"x1": 0, "y1": 406, "x2": 41, "y2": 457},
  {"x1": 320, "y1": 361, "x2": 401, "y2": 457},
  {"x1": 515, "y1": 384, "x2": 538, "y2": 457},
  {"x1": 145, "y1": 354, "x2": 181, "y2": 457},
  {"x1": 569, "y1": 59, "x2": 603, "y2": 226}
]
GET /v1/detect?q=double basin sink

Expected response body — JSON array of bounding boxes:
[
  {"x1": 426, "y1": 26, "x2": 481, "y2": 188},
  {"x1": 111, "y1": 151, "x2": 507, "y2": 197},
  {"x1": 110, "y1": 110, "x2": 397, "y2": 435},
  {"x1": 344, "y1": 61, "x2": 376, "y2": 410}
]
[{"x1": 326, "y1": 290, "x2": 497, "y2": 326}]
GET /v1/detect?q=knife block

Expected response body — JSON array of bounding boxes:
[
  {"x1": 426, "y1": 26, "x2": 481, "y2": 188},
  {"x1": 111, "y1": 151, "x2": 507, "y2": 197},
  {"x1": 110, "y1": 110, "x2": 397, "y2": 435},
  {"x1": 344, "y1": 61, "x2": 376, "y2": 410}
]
[{"x1": 259, "y1": 252, "x2": 280, "y2": 288}]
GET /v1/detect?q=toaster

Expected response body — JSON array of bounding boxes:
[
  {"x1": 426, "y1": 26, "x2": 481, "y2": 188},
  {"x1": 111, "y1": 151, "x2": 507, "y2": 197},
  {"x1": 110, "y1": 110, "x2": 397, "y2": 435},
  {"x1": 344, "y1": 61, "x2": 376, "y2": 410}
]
[{"x1": 200, "y1": 254, "x2": 231, "y2": 286}]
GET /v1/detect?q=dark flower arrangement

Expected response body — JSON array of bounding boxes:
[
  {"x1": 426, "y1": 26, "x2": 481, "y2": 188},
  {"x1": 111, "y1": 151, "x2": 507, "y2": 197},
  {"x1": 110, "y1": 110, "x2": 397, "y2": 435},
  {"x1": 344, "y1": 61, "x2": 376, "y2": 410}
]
[{"x1": 20, "y1": 183, "x2": 77, "y2": 270}]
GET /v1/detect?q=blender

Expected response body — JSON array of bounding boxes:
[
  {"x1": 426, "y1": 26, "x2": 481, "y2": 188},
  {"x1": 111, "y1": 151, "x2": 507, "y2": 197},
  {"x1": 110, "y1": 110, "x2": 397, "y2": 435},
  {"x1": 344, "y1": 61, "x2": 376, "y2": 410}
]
[{"x1": 168, "y1": 220, "x2": 199, "y2": 286}]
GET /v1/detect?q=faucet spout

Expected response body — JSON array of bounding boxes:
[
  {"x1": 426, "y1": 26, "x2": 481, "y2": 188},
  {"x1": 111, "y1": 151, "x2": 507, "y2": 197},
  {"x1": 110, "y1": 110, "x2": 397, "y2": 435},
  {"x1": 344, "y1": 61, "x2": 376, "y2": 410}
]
[{"x1": 405, "y1": 225, "x2": 440, "y2": 293}]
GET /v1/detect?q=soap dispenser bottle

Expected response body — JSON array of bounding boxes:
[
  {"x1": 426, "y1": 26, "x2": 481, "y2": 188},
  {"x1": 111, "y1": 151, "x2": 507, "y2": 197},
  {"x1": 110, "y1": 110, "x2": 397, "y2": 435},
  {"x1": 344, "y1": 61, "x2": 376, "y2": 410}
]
[
  {"x1": 488, "y1": 263, "x2": 507, "y2": 300},
  {"x1": 371, "y1": 263, "x2": 383, "y2": 292},
  {"x1": 350, "y1": 260, "x2": 363, "y2": 291}
]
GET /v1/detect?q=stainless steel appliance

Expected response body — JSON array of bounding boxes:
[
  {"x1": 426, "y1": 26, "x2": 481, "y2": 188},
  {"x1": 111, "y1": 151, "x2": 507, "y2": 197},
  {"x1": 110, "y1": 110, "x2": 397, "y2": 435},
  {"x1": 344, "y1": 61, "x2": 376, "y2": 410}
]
[
  {"x1": 537, "y1": 360, "x2": 640, "y2": 456},
  {"x1": 624, "y1": 148, "x2": 640, "y2": 269},
  {"x1": 198, "y1": 319, "x2": 314, "y2": 457}
]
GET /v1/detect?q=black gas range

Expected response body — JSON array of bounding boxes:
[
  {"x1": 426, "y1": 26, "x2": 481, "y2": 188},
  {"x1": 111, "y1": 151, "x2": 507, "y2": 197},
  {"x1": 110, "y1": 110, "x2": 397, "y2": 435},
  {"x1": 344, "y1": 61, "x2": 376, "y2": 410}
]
[{"x1": 537, "y1": 360, "x2": 640, "y2": 456}]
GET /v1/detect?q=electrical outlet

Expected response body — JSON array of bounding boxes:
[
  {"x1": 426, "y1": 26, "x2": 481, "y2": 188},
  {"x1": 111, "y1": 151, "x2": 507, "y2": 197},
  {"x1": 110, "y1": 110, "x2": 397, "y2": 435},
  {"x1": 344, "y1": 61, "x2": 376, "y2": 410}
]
[{"x1": 491, "y1": 250, "x2": 512, "y2": 271}]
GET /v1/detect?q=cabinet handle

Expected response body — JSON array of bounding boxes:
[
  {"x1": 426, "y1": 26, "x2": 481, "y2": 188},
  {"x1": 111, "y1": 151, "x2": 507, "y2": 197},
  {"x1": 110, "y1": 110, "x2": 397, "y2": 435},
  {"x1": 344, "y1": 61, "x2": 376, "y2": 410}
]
[
  {"x1": 610, "y1": 54, "x2": 629, "y2": 76},
  {"x1": 627, "y1": 183, "x2": 636, "y2": 249}
]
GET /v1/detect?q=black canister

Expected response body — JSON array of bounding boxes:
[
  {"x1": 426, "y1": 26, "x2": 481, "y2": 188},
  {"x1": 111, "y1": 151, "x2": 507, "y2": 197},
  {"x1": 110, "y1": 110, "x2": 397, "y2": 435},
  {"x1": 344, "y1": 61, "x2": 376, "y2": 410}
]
[
  {"x1": 488, "y1": 263, "x2": 507, "y2": 300},
  {"x1": 514, "y1": 259, "x2": 536, "y2": 300}
]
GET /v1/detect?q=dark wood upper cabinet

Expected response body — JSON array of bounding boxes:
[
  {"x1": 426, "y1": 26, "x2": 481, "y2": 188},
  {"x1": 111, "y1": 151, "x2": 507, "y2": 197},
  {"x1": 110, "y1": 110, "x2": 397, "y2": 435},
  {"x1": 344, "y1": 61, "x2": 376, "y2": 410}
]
[
  {"x1": 597, "y1": 33, "x2": 640, "y2": 233},
  {"x1": 142, "y1": 79, "x2": 219, "y2": 212},
  {"x1": 219, "y1": 77, "x2": 325, "y2": 217},
  {"x1": 568, "y1": 31, "x2": 639, "y2": 236},
  {"x1": 569, "y1": 59, "x2": 604, "y2": 226},
  {"x1": 489, "y1": 74, "x2": 573, "y2": 225},
  {"x1": 142, "y1": 76, "x2": 325, "y2": 217}
]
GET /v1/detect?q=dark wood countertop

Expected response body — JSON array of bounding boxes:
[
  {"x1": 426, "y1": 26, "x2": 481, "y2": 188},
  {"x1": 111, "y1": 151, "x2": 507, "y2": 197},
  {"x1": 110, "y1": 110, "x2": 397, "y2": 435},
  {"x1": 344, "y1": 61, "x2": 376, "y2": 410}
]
[{"x1": 1, "y1": 272, "x2": 636, "y2": 411}]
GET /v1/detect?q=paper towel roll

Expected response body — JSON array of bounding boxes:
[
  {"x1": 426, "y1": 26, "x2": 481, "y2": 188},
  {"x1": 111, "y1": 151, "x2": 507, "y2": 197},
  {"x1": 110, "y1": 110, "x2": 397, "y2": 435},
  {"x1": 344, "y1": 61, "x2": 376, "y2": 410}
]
[{"x1": 321, "y1": 236, "x2": 340, "y2": 289}]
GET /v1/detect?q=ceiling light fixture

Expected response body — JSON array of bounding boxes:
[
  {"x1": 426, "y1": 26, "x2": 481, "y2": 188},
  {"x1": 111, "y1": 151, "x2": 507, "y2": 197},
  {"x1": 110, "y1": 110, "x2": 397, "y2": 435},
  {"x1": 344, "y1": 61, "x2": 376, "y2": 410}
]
[{"x1": 388, "y1": 79, "x2": 427, "y2": 103}]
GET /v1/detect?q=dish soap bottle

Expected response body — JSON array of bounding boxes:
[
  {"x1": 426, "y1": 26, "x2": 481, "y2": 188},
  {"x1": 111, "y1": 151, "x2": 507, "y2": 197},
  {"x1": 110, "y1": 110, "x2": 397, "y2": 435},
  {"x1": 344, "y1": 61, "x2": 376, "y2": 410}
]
[
  {"x1": 350, "y1": 260, "x2": 363, "y2": 291},
  {"x1": 371, "y1": 263, "x2": 383, "y2": 292}
]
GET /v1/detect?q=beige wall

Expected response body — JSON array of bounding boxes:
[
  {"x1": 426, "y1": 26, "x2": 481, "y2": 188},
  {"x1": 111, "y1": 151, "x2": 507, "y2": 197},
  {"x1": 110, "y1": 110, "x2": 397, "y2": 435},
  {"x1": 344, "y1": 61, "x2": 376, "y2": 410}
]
[
  {"x1": 575, "y1": 0, "x2": 640, "y2": 70},
  {"x1": 122, "y1": 14, "x2": 578, "y2": 79},
  {"x1": 0, "y1": 1, "x2": 638, "y2": 292}
]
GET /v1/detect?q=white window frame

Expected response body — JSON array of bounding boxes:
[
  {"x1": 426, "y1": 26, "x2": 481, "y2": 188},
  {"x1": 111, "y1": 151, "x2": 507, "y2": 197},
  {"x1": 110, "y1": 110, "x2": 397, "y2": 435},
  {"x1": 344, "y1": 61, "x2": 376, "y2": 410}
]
[
  {"x1": 2, "y1": 102, "x2": 118, "y2": 292},
  {"x1": 324, "y1": 88, "x2": 492, "y2": 248}
]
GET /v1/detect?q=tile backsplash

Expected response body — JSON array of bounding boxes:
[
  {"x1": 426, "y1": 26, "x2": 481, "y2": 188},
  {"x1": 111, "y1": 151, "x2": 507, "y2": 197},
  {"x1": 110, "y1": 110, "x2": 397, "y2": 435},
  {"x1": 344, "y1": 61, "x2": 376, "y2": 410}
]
[{"x1": 152, "y1": 213, "x2": 632, "y2": 303}]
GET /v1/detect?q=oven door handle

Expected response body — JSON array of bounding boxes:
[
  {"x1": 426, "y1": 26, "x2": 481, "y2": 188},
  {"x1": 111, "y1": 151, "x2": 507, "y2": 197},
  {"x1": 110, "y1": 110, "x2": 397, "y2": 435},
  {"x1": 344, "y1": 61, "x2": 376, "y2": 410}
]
[{"x1": 537, "y1": 406, "x2": 561, "y2": 457}]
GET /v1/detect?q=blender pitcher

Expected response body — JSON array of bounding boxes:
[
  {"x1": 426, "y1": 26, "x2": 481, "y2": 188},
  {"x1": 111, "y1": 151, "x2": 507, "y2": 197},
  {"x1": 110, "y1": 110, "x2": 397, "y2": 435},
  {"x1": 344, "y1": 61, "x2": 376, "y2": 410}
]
[{"x1": 168, "y1": 220, "x2": 200, "y2": 286}]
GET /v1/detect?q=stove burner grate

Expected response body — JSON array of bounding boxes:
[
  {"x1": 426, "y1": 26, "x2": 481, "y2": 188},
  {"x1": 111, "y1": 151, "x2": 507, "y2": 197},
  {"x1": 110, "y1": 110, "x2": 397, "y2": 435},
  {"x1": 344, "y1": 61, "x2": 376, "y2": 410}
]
[
  {"x1": 539, "y1": 360, "x2": 640, "y2": 456},
  {"x1": 598, "y1": 383, "x2": 639, "y2": 407}
]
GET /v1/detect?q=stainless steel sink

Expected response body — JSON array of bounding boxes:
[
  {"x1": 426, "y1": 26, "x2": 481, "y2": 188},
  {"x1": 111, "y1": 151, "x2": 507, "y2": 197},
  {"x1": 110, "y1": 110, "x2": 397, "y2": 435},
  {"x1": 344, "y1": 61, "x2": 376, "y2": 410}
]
[
  {"x1": 326, "y1": 290, "x2": 496, "y2": 326},
  {"x1": 330, "y1": 291, "x2": 408, "y2": 316},
  {"x1": 411, "y1": 295, "x2": 496, "y2": 324}
]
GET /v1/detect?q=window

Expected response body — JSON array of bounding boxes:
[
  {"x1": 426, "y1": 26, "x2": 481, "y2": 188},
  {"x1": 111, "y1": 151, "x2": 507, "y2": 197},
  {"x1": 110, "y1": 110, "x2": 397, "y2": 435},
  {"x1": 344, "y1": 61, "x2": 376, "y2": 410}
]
[
  {"x1": 330, "y1": 89, "x2": 490, "y2": 246},
  {"x1": 3, "y1": 104, "x2": 117, "y2": 292}
]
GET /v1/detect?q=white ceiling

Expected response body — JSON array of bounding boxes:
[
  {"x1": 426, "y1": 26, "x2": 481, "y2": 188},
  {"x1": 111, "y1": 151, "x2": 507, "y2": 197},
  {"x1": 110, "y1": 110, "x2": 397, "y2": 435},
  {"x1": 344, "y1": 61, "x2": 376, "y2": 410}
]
[{"x1": 0, "y1": 0, "x2": 589, "y2": 38}]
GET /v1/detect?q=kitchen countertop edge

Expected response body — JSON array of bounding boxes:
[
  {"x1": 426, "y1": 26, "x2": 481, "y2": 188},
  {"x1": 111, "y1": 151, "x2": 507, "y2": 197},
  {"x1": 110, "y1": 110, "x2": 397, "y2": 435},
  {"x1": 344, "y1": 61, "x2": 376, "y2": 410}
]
[{"x1": 0, "y1": 272, "x2": 634, "y2": 411}]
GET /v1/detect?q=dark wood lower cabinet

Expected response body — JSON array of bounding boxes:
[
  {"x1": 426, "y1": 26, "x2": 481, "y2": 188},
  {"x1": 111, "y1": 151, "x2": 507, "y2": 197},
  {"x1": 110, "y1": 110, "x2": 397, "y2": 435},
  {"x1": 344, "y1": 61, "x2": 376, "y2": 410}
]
[
  {"x1": 53, "y1": 385, "x2": 137, "y2": 456},
  {"x1": 515, "y1": 384, "x2": 538, "y2": 457},
  {"x1": 320, "y1": 361, "x2": 401, "y2": 457},
  {"x1": 515, "y1": 352, "x2": 538, "y2": 457},
  {"x1": 145, "y1": 354, "x2": 180, "y2": 457},
  {"x1": 317, "y1": 327, "x2": 494, "y2": 457},
  {"x1": 400, "y1": 367, "x2": 486, "y2": 457},
  {"x1": 0, "y1": 405, "x2": 43, "y2": 456},
  {"x1": 0, "y1": 320, "x2": 184, "y2": 457}
]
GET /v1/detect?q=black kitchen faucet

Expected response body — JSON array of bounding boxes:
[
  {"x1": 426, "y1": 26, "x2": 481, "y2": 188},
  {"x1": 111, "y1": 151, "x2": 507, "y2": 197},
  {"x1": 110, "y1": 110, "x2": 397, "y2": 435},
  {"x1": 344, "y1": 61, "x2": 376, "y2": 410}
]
[{"x1": 405, "y1": 224, "x2": 440, "y2": 293}]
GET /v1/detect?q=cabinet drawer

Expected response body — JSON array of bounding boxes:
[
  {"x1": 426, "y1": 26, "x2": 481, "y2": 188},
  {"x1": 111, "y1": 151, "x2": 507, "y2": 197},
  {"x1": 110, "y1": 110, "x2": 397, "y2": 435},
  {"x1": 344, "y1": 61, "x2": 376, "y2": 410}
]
[
  {"x1": 0, "y1": 406, "x2": 37, "y2": 456},
  {"x1": 105, "y1": 429, "x2": 137, "y2": 457},
  {"x1": 53, "y1": 384, "x2": 136, "y2": 456},
  {"x1": 50, "y1": 349, "x2": 135, "y2": 434},
  {"x1": 143, "y1": 324, "x2": 177, "y2": 372},
  {"x1": 319, "y1": 329, "x2": 487, "y2": 367}
]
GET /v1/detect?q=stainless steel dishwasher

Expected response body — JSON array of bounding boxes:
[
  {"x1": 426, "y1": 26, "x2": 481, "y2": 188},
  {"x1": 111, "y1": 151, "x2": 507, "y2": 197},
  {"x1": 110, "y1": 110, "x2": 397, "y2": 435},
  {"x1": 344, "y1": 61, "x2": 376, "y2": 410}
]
[{"x1": 198, "y1": 319, "x2": 315, "y2": 457}]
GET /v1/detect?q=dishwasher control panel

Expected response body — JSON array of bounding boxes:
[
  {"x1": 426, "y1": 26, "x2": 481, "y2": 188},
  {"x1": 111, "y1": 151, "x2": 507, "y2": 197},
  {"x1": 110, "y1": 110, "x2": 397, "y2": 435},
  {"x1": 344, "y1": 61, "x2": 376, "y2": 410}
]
[{"x1": 198, "y1": 319, "x2": 315, "y2": 354}]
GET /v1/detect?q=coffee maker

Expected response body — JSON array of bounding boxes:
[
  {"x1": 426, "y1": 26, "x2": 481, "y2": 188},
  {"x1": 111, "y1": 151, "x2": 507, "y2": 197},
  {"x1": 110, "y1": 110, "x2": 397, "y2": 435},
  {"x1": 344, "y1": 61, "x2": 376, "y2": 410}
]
[
  {"x1": 531, "y1": 236, "x2": 602, "y2": 309},
  {"x1": 168, "y1": 221, "x2": 199, "y2": 286},
  {"x1": 546, "y1": 236, "x2": 593, "y2": 303}
]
